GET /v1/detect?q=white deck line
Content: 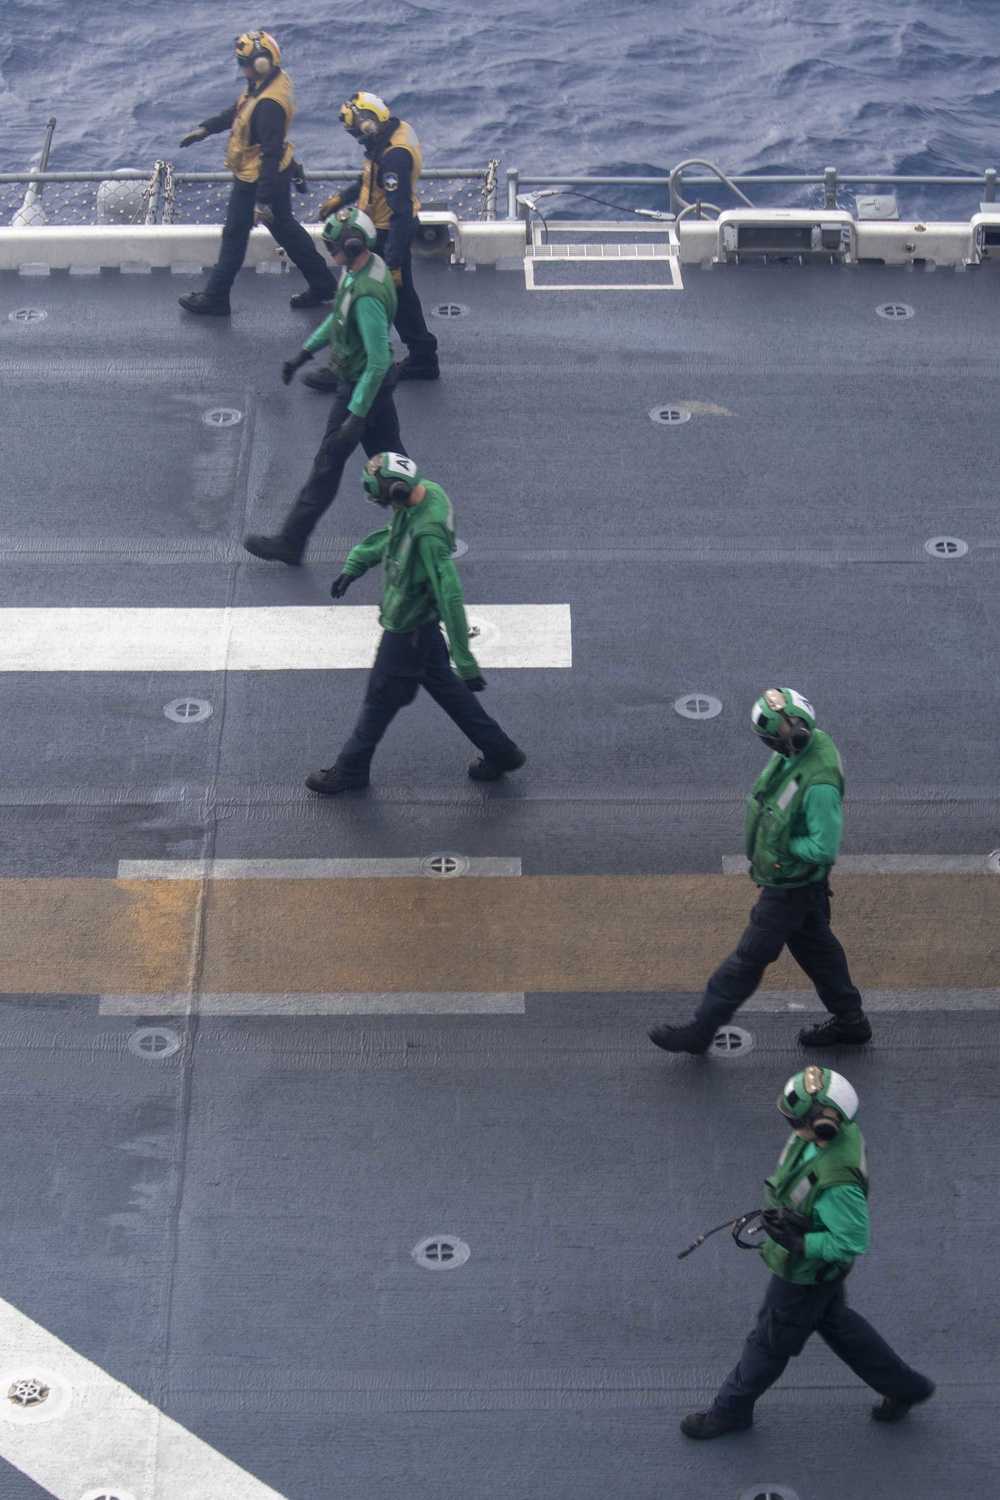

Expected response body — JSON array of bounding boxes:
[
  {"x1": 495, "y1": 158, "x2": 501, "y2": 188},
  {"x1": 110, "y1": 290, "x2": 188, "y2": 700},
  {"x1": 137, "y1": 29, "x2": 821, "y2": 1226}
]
[
  {"x1": 99, "y1": 992, "x2": 526, "y2": 1015},
  {"x1": 0, "y1": 1297, "x2": 287, "y2": 1500},
  {"x1": 117, "y1": 857, "x2": 522, "y2": 879},
  {"x1": 742, "y1": 989, "x2": 1000, "y2": 1011},
  {"x1": 723, "y1": 854, "x2": 998, "y2": 874},
  {"x1": 0, "y1": 605, "x2": 572, "y2": 671}
]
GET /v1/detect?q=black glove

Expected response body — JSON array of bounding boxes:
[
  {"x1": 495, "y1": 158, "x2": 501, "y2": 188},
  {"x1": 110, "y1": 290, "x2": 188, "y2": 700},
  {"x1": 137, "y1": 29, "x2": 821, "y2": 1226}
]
[
  {"x1": 337, "y1": 412, "x2": 366, "y2": 446},
  {"x1": 179, "y1": 127, "x2": 208, "y2": 148},
  {"x1": 465, "y1": 674, "x2": 487, "y2": 693},
  {"x1": 291, "y1": 160, "x2": 308, "y2": 193},
  {"x1": 761, "y1": 1208, "x2": 806, "y2": 1255},
  {"x1": 330, "y1": 572, "x2": 354, "y2": 599},
  {"x1": 281, "y1": 349, "x2": 313, "y2": 385},
  {"x1": 253, "y1": 202, "x2": 275, "y2": 228}
]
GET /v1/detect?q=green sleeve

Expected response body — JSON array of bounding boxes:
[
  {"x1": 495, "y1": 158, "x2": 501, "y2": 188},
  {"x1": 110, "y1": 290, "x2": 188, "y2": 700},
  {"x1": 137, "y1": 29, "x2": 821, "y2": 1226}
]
[
  {"x1": 302, "y1": 311, "x2": 335, "y2": 356},
  {"x1": 342, "y1": 525, "x2": 391, "y2": 577},
  {"x1": 789, "y1": 783, "x2": 843, "y2": 867},
  {"x1": 416, "y1": 535, "x2": 479, "y2": 679},
  {"x1": 348, "y1": 297, "x2": 393, "y2": 417},
  {"x1": 804, "y1": 1183, "x2": 870, "y2": 1263}
]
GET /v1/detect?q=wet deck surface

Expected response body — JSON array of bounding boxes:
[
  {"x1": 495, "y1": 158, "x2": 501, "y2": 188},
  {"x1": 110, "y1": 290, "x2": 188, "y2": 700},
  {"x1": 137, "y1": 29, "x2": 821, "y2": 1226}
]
[{"x1": 0, "y1": 251, "x2": 997, "y2": 1499}]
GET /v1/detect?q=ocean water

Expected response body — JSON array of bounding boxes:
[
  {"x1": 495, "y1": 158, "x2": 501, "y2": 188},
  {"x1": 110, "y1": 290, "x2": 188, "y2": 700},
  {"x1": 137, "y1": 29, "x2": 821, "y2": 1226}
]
[{"x1": 1, "y1": 0, "x2": 999, "y2": 217}]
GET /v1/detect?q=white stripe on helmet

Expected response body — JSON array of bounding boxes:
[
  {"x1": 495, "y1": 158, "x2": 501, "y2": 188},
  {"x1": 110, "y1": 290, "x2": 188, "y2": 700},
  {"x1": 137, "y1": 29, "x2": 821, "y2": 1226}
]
[
  {"x1": 824, "y1": 1071, "x2": 859, "y2": 1121},
  {"x1": 785, "y1": 688, "x2": 815, "y2": 720}
]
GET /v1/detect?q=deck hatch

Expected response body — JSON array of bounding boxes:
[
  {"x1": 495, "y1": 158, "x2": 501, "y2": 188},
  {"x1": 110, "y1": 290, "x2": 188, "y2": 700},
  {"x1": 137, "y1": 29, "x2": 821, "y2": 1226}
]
[
  {"x1": 164, "y1": 697, "x2": 213, "y2": 723},
  {"x1": 412, "y1": 1236, "x2": 471, "y2": 1270},
  {"x1": 712, "y1": 1026, "x2": 754, "y2": 1057},
  {"x1": 7, "y1": 1378, "x2": 49, "y2": 1408},
  {"x1": 876, "y1": 302, "x2": 914, "y2": 319},
  {"x1": 127, "y1": 1026, "x2": 182, "y2": 1061},
  {"x1": 739, "y1": 1488, "x2": 801, "y2": 1500},
  {"x1": 422, "y1": 852, "x2": 471, "y2": 878},
  {"x1": 924, "y1": 536, "x2": 968, "y2": 558},
  {"x1": 525, "y1": 219, "x2": 682, "y2": 291},
  {"x1": 201, "y1": 406, "x2": 243, "y2": 427},
  {"x1": 674, "y1": 694, "x2": 722, "y2": 720}
]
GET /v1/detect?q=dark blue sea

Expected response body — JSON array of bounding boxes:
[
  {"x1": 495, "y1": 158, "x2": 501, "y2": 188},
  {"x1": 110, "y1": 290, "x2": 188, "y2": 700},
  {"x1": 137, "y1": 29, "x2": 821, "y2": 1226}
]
[{"x1": 1, "y1": 0, "x2": 999, "y2": 218}]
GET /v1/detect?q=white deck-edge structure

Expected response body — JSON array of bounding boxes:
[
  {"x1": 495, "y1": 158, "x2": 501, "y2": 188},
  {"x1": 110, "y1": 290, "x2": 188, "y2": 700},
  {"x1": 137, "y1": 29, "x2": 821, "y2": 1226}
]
[{"x1": 0, "y1": 212, "x2": 994, "y2": 269}]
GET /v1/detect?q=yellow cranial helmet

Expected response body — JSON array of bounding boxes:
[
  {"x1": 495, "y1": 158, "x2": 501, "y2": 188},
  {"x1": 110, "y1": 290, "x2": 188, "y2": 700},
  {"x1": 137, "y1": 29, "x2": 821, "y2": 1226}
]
[
  {"x1": 235, "y1": 30, "x2": 281, "y2": 75},
  {"x1": 340, "y1": 91, "x2": 391, "y2": 138}
]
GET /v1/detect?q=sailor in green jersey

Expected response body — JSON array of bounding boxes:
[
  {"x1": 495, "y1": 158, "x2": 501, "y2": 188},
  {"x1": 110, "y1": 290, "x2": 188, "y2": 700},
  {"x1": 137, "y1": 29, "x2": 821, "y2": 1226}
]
[
  {"x1": 243, "y1": 208, "x2": 407, "y2": 565},
  {"x1": 649, "y1": 687, "x2": 873, "y2": 1055},
  {"x1": 305, "y1": 453, "x2": 526, "y2": 795},
  {"x1": 681, "y1": 1067, "x2": 934, "y2": 1439}
]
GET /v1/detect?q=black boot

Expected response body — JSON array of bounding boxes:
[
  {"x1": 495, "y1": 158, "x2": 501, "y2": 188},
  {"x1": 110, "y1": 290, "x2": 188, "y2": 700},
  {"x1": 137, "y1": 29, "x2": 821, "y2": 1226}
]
[
  {"x1": 468, "y1": 747, "x2": 526, "y2": 781},
  {"x1": 300, "y1": 366, "x2": 342, "y2": 393},
  {"x1": 680, "y1": 1409, "x2": 752, "y2": 1439},
  {"x1": 178, "y1": 291, "x2": 231, "y2": 316},
  {"x1": 647, "y1": 1020, "x2": 715, "y2": 1055},
  {"x1": 305, "y1": 766, "x2": 370, "y2": 795},
  {"x1": 290, "y1": 286, "x2": 334, "y2": 309},
  {"x1": 872, "y1": 1382, "x2": 935, "y2": 1422},
  {"x1": 242, "y1": 533, "x2": 302, "y2": 565},
  {"x1": 397, "y1": 354, "x2": 440, "y2": 381},
  {"x1": 798, "y1": 1013, "x2": 872, "y2": 1047}
]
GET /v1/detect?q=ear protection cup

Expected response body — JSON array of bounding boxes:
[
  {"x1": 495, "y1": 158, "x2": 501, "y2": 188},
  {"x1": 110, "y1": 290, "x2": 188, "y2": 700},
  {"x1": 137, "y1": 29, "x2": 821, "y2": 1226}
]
[
  {"x1": 340, "y1": 233, "x2": 366, "y2": 262},
  {"x1": 785, "y1": 718, "x2": 812, "y2": 752},
  {"x1": 387, "y1": 479, "x2": 413, "y2": 504},
  {"x1": 236, "y1": 30, "x2": 280, "y2": 74},
  {"x1": 810, "y1": 1110, "x2": 840, "y2": 1141}
]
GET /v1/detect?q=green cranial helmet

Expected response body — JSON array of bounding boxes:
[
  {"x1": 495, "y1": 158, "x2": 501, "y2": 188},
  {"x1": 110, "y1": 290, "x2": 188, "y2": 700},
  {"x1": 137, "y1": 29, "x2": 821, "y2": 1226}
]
[
  {"x1": 321, "y1": 205, "x2": 377, "y2": 257},
  {"x1": 778, "y1": 1065, "x2": 859, "y2": 1135},
  {"x1": 362, "y1": 451, "x2": 421, "y2": 507},
  {"x1": 751, "y1": 686, "x2": 817, "y2": 753}
]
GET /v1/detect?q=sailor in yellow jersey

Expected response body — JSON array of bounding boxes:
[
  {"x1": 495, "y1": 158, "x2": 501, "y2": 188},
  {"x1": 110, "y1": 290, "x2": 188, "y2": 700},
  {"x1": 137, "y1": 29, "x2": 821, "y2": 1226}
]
[
  {"x1": 318, "y1": 93, "x2": 440, "y2": 381},
  {"x1": 177, "y1": 30, "x2": 335, "y2": 316}
]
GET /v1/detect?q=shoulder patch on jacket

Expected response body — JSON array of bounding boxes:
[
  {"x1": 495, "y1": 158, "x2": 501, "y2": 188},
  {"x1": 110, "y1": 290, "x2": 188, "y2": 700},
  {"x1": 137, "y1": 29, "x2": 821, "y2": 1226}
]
[{"x1": 383, "y1": 171, "x2": 399, "y2": 191}]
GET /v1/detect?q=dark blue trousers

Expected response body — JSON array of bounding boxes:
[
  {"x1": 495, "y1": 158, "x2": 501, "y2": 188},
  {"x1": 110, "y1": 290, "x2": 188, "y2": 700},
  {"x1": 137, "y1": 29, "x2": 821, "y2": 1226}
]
[
  {"x1": 714, "y1": 1273, "x2": 933, "y2": 1421},
  {"x1": 695, "y1": 881, "x2": 864, "y2": 1031},
  {"x1": 278, "y1": 369, "x2": 404, "y2": 557},
  {"x1": 374, "y1": 224, "x2": 438, "y2": 363},
  {"x1": 204, "y1": 172, "x2": 335, "y2": 301},
  {"x1": 336, "y1": 623, "x2": 517, "y2": 775}
]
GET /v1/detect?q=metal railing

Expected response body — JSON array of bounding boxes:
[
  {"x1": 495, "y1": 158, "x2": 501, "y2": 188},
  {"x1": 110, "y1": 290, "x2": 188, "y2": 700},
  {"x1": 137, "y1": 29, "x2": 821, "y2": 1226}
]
[
  {"x1": 1, "y1": 162, "x2": 500, "y2": 228},
  {"x1": 505, "y1": 165, "x2": 1000, "y2": 219},
  {"x1": 3, "y1": 157, "x2": 995, "y2": 229}
]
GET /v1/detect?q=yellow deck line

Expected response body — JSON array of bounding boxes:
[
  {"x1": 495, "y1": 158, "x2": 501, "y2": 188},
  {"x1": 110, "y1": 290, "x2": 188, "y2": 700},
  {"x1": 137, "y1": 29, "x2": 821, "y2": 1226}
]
[{"x1": 1, "y1": 875, "x2": 997, "y2": 995}]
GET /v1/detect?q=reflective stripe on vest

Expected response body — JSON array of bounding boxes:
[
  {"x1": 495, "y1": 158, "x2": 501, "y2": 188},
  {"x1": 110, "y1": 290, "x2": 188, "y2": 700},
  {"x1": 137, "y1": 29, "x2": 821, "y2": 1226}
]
[
  {"x1": 357, "y1": 120, "x2": 422, "y2": 228},
  {"x1": 224, "y1": 69, "x2": 296, "y2": 183}
]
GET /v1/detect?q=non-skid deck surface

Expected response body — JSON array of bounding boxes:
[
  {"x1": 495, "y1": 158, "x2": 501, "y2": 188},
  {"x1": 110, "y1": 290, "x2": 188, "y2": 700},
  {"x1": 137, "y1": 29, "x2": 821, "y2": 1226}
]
[{"x1": 0, "y1": 252, "x2": 997, "y2": 1499}]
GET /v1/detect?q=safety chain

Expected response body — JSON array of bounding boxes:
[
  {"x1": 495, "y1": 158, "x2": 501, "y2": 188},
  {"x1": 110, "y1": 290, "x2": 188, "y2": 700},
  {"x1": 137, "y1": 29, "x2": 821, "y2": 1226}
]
[
  {"x1": 161, "y1": 161, "x2": 177, "y2": 224},
  {"x1": 480, "y1": 158, "x2": 500, "y2": 221},
  {"x1": 135, "y1": 160, "x2": 165, "y2": 224}
]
